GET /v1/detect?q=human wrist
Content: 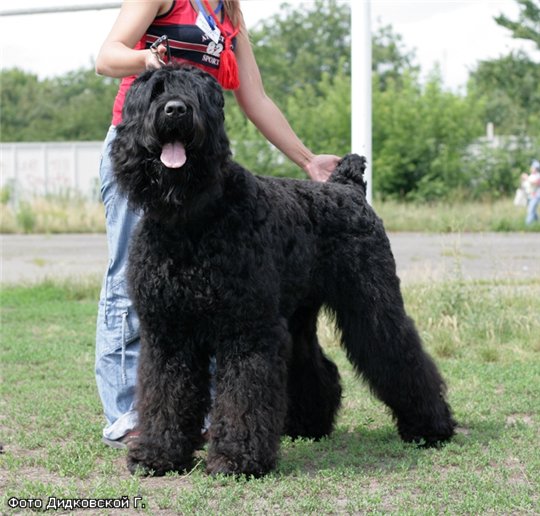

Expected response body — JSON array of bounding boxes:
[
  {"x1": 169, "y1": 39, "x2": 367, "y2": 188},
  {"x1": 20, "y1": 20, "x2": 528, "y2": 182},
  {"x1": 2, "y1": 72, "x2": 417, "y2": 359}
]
[{"x1": 300, "y1": 151, "x2": 316, "y2": 176}]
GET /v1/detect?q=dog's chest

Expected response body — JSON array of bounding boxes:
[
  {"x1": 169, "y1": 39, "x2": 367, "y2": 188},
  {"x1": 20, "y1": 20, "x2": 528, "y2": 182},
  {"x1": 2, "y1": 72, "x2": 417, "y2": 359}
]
[
  {"x1": 131, "y1": 230, "x2": 236, "y2": 317},
  {"x1": 161, "y1": 259, "x2": 225, "y2": 316},
  {"x1": 174, "y1": 262, "x2": 223, "y2": 312}
]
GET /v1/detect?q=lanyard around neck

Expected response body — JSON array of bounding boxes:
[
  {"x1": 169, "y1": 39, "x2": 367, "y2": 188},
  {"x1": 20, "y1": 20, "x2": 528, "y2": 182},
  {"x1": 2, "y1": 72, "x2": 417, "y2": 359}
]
[{"x1": 193, "y1": 0, "x2": 223, "y2": 30}]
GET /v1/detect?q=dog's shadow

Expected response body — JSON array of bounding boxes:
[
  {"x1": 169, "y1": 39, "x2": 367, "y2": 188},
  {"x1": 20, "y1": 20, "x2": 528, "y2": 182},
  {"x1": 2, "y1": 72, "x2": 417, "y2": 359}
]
[
  {"x1": 273, "y1": 419, "x2": 503, "y2": 478},
  {"x1": 141, "y1": 419, "x2": 502, "y2": 479}
]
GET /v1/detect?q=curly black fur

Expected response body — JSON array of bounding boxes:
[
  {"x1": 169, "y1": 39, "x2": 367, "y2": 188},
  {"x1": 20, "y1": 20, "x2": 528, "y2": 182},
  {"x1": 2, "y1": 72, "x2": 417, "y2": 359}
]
[{"x1": 112, "y1": 64, "x2": 456, "y2": 478}]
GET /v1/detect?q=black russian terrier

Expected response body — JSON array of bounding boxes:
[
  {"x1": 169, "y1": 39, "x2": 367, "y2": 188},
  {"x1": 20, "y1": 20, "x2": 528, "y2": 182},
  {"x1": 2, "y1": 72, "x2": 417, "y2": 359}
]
[{"x1": 111, "y1": 64, "x2": 456, "y2": 477}]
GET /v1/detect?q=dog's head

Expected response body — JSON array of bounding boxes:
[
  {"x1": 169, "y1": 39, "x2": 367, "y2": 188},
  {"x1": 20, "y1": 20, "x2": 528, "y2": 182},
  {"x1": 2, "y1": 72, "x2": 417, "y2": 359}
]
[{"x1": 111, "y1": 64, "x2": 230, "y2": 219}]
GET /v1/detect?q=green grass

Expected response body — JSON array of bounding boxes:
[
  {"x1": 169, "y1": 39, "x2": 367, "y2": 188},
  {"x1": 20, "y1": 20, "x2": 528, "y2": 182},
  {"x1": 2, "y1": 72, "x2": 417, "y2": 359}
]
[
  {"x1": 1, "y1": 279, "x2": 539, "y2": 514},
  {"x1": 1, "y1": 197, "x2": 538, "y2": 233}
]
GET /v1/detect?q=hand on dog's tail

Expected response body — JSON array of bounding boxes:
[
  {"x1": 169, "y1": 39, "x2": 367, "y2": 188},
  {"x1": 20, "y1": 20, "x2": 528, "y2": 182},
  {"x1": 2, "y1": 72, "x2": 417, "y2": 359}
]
[{"x1": 329, "y1": 154, "x2": 367, "y2": 195}]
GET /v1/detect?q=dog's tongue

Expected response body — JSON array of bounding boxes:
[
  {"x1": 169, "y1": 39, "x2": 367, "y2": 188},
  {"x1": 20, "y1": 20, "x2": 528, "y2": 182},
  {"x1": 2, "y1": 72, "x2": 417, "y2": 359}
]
[{"x1": 160, "y1": 142, "x2": 186, "y2": 168}]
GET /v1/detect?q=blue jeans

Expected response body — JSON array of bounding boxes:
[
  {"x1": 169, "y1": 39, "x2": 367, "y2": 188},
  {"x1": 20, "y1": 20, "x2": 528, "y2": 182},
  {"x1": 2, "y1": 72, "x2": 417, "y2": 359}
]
[
  {"x1": 526, "y1": 195, "x2": 539, "y2": 225},
  {"x1": 95, "y1": 126, "x2": 141, "y2": 440},
  {"x1": 95, "y1": 126, "x2": 214, "y2": 440}
]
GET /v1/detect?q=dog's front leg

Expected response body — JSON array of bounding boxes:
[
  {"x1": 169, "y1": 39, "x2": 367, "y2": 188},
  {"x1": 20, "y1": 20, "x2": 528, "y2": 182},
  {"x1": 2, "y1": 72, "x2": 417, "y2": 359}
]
[
  {"x1": 206, "y1": 320, "x2": 290, "y2": 478},
  {"x1": 127, "y1": 329, "x2": 211, "y2": 476}
]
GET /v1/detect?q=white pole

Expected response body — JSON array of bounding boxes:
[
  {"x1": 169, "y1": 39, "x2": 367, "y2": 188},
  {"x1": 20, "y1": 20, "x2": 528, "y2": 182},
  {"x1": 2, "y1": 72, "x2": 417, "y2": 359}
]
[{"x1": 351, "y1": 0, "x2": 372, "y2": 204}]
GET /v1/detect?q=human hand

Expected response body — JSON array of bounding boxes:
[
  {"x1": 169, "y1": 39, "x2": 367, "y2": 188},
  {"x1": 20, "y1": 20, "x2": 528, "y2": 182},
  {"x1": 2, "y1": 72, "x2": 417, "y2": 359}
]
[
  {"x1": 145, "y1": 44, "x2": 167, "y2": 70},
  {"x1": 304, "y1": 154, "x2": 341, "y2": 182}
]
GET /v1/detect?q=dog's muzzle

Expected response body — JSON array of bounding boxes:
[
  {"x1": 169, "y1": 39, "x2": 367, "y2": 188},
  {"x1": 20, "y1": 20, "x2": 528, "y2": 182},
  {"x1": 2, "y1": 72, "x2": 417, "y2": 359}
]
[{"x1": 159, "y1": 100, "x2": 189, "y2": 169}]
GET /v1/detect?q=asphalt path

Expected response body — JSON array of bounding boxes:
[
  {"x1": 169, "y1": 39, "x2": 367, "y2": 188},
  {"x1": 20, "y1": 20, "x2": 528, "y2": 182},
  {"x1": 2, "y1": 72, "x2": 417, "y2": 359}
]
[{"x1": 1, "y1": 232, "x2": 538, "y2": 285}]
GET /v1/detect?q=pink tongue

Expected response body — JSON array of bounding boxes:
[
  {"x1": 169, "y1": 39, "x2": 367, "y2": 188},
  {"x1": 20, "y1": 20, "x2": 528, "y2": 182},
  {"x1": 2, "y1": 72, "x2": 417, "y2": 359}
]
[{"x1": 160, "y1": 142, "x2": 186, "y2": 168}]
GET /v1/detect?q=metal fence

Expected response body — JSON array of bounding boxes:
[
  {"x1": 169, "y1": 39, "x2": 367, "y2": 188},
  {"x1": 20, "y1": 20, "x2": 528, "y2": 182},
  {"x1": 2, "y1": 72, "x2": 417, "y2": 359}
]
[{"x1": 0, "y1": 141, "x2": 103, "y2": 202}]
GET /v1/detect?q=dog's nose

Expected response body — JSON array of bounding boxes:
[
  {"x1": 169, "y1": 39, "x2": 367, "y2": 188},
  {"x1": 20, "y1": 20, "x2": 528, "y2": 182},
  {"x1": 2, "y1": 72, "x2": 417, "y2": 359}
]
[{"x1": 164, "y1": 100, "x2": 187, "y2": 118}]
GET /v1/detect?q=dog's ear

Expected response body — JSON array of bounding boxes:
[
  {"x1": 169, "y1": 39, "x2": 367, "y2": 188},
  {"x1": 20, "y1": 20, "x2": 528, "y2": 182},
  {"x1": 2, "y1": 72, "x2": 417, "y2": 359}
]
[
  {"x1": 205, "y1": 74, "x2": 225, "y2": 111},
  {"x1": 122, "y1": 70, "x2": 158, "y2": 123}
]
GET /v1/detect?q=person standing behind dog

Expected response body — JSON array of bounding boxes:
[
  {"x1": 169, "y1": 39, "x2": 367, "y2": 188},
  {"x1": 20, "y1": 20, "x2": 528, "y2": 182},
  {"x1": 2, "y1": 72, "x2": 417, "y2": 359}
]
[
  {"x1": 525, "y1": 159, "x2": 540, "y2": 225},
  {"x1": 94, "y1": 0, "x2": 341, "y2": 448}
]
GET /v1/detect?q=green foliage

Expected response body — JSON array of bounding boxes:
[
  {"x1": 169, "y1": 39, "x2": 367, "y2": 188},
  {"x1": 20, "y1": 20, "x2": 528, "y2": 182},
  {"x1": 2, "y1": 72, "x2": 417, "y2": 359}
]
[
  {"x1": 231, "y1": 1, "x2": 427, "y2": 178},
  {"x1": 15, "y1": 202, "x2": 36, "y2": 233},
  {"x1": 461, "y1": 138, "x2": 537, "y2": 198},
  {"x1": 224, "y1": 0, "x2": 353, "y2": 177},
  {"x1": 249, "y1": 0, "x2": 351, "y2": 105},
  {"x1": 0, "y1": 67, "x2": 118, "y2": 142},
  {"x1": 373, "y1": 70, "x2": 484, "y2": 200},
  {"x1": 373, "y1": 24, "x2": 419, "y2": 91},
  {"x1": 0, "y1": 181, "x2": 14, "y2": 205},
  {"x1": 467, "y1": 51, "x2": 540, "y2": 135},
  {"x1": 241, "y1": 1, "x2": 493, "y2": 199},
  {"x1": 1, "y1": 69, "x2": 54, "y2": 142},
  {"x1": 46, "y1": 69, "x2": 120, "y2": 140},
  {"x1": 495, "y1": 0, "x2": 540, "y2": 49},
  {"x1": 229, "y1": 62, "x2": 352, "y2": 179}
]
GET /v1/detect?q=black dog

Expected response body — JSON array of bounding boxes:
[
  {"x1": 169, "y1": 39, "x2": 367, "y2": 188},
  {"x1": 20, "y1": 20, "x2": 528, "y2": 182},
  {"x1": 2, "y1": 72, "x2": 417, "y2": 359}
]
[{"x1": 111, "y1": 64, "x2": 455, "y2": 477}]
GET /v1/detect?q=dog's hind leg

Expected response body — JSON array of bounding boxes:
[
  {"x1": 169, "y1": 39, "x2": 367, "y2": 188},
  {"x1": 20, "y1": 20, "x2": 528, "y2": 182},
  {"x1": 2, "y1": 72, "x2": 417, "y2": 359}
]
[
  {"x1": 126, "y1": 331, "x2": 211, "y2": 476},
  {"x1": 206, "y1": 319, "x2": 289, "y2": 477},
  {"x1": 327, "y1": 249, "x2": 456, "y2": 446},
  {"x1": 284, "y1": 306, "x2": 342, "y2": 440}
]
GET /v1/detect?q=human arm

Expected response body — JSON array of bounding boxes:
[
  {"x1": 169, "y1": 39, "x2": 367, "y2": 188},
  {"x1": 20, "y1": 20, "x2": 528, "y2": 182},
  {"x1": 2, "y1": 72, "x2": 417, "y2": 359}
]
[
  {"x1": 233, "y1": 26, "x2": 339, "y2": 182},
  {"x1": 95, "y1": 0, "x2": 169, "y2": 77}
]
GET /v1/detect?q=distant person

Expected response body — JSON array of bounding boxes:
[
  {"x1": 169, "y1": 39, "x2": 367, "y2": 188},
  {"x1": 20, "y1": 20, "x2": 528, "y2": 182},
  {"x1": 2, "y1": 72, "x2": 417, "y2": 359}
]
[
  {"x1": 525, "y1": 160, "x2": 540, "y2": 225},
  {"x1": 93, "y1": 0, "x2": 340, "y2": 449},
  {"x1": 514, "y1": 172, "x2": 529, "y2": 207}
]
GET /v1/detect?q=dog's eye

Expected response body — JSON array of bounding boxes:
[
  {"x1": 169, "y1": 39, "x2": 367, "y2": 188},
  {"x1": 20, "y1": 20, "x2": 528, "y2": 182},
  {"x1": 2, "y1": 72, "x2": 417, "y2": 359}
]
[{"x1": 151, "y1": 82, "x2": 165, "y2": 100}]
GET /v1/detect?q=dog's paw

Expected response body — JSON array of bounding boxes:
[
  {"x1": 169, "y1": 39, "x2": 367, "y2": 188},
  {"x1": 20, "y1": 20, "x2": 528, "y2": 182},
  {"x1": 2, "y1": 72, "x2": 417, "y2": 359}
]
[
  {"x1": 398, "y1": 418, "x2": 457, "y2": 448},
  {"x1": 206, "y1": 454, "x2": 237, "y2": 477},
  {"x1": 127, "y1": 455, "x2": 154, "y2": 476},
  {"x1": 206, "y1": 453, "x2": 271, "y2": 478},
  {"x1": 127, "y1": 451, "x2": 192, "y2": 477}
]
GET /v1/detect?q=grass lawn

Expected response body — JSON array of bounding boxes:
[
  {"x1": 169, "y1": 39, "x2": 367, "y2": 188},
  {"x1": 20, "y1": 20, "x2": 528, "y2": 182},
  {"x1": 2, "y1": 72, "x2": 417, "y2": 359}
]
[{"x1": 1, "y1": 279, "x2": 539, "y2": 514}]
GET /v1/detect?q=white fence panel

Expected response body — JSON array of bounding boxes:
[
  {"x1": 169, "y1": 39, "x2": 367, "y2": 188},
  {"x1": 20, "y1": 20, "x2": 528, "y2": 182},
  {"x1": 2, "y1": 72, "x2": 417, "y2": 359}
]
[{"x1": 0, "y1": 141, "x2": 103, "y2": 201}]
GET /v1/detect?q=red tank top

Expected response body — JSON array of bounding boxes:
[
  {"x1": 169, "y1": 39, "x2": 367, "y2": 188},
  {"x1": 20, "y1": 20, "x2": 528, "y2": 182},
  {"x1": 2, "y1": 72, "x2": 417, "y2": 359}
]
[{"x1": 111, "y1": 0, "x2": 237, "y2": 125}]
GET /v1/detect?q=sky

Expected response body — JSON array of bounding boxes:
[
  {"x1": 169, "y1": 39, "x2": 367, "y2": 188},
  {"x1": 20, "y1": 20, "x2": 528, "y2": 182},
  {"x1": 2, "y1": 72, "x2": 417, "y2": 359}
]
[{"x1": 0, "y1": 0, "x2": 538, "y2": 91}]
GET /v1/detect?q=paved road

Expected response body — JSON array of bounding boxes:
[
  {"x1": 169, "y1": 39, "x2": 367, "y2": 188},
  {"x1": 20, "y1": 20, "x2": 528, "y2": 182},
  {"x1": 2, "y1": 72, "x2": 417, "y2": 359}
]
[{"x1": 1, "y1": 233, "x2": 538, "y2": 285}]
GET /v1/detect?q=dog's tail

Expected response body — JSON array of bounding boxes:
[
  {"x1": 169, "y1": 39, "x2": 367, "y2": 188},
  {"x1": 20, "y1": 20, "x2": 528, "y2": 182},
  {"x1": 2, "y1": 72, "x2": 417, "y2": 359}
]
[{"x1": 329, "y1": 153, "x2": 367, "y2": 194}]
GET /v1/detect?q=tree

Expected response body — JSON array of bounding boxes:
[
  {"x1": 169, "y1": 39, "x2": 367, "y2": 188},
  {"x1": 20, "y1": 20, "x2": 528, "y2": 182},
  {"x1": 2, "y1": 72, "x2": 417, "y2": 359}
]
[
  {"x1": 47, "y1": 69, "x2": 119, "y2": 140},
  {"x1": 0, "y1": 67, "x2": 118, "y2": 142},
  {"x1": 373, "y1": 70, "x2": 484, "y2": 200},
  {"x1": 467, "y1": 51, "x2": 540, "y2": 135},
  {"x1": 248, "y1": 0, "x2": 351, "y2": 105},
  {"x1": 226, "y1": 0, "x2": 421, "y2": 177},
  {"x1": 1, "y1": 69, "x2": 55, "y2": 141},
  {"x1": 495, "y1": 0, "x2": 540, "y2": 49},
  {"x1": 372, "y1": 24, "x2": 419, "y2": 91},
  {"x1": 2, "y1": 1, "x2": 494, "y2": 200}
]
